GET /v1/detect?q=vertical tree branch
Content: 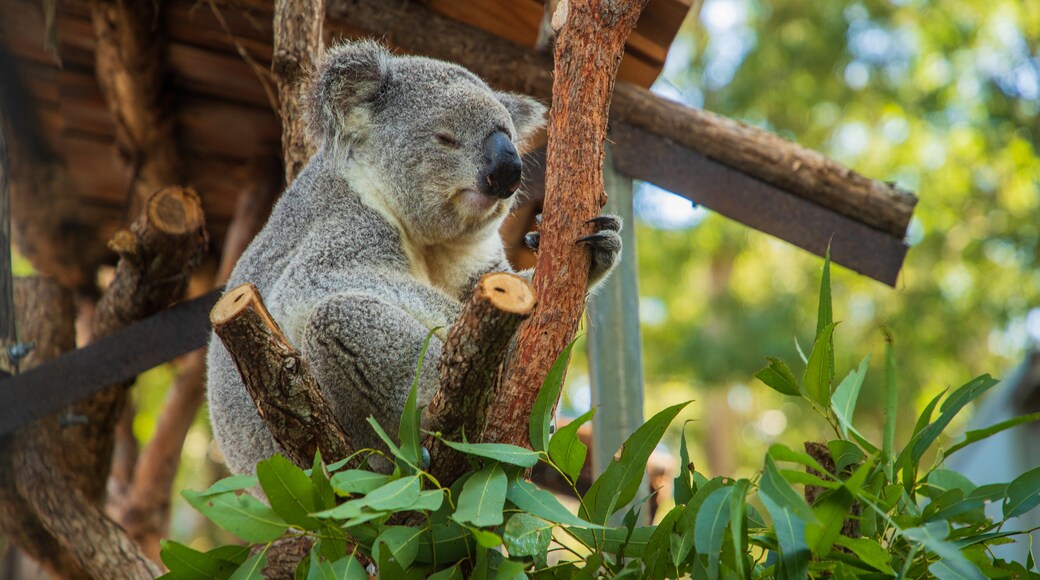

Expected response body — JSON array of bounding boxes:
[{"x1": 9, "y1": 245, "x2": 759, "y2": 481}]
[
  {"x1": 273, "y1": 0, "x2": 325, "y2": 183},
  {"x1": 91, "y1": 0, "x2": 179, "y2": 216},
  {"x1": 0, "y1": 278, "x2": 161, "y2": 579},
  {"x1": 64, "y1": 187, "x2": 208, "y2": 505},
  {"x1": 482, "y1": 0, "x2": 648, "y2": 448},
  {"x1": 117, "y1": 170, "x2": 278, "y2": 559}
]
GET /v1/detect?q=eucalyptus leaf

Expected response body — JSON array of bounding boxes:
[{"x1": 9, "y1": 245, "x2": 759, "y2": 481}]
[
  {"x1": 530, "y1": 340, "x2": 577, "y2": 452},
  {"x1": 1002, "y1": 464, "x2": 1040, "y2": 519},
  {"x1": 693, "y1": 486, "x2": 734, "y2": 580},
  {"x1": 256, "y1": 454, "x2": 321, "y2": 530},
  {"x1": 373, "y1": 526, "x2": 424, "y2": 569},
  {"x1": 548, "y1": 407, "x2": 595, "y2": 482},
  {"x1": 228, "y1": 551, "x2": 267, "y2": 580},
  {"x1": 803, "y1": 322, "x2": 838, "y2": 407},
  {"x1": 503, "y1": 513, "x2": 553, "y2": 557},
  {"x1": 453, "y1": 464, "x2": 507, "y2": 528},
  {"x1": 439, "y1": 441, "x2": 540, "y2": 468},
  {"x1": 945, "y1": 411, "x2": 1040, "y2": 457},
  {"x1": 330, "y1": 470, "x2": 391, "y2": 496},
  {"x1": 831, "y1": 354, "x2": 871, "y2": 438},
  {"x1": 182, "y1": 489, "x2": 288, "y2": 544},
  {"x1": 754, "y1": 357, "x2": 801, "y2": 397},
  {"x1": 160, "y1": 541, "x2": 248, "y2": 580},
  {"x1": 506, "y1": 479, "x2": 606, "y2": 529}
]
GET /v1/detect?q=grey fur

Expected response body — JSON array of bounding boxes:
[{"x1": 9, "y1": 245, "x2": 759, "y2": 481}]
[{"x1": 206, "y1": 40, "x2": 621, "y2": 477}]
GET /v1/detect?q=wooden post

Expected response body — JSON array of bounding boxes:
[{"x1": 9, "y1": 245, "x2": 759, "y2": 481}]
[
  {"x1": 587, "y1": 145, "x2": 647, "y2": 523},
  {"x1": 482, "y1": 0, "x2": 648, "y2": 448}
]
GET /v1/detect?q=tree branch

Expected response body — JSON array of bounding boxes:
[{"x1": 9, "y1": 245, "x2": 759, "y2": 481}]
[
  {"x1": 482, "y1": 0, "x2": 647, "y2": 448},
  {"x1": 64, "y1": 186, "x2": 208, "y2": 505},
  {"x1": 211, "y1": 283, "x2": 356, "y2": 469},
  {"x1": 273, "y1": 0, "x2": 325, "y2": 183},
  {"x1": 0, "y1": 278, "x2": 161, "y2": 579},
  {"x1": 424, "y1": 273, "x2": 536, "y2": 481},
  {"x1": 91, "y1": 0, "x2": 179, "y2": 217}
]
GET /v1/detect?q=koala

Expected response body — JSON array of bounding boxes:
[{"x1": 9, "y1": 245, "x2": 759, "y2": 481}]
[{"x1": 206, "y1": 40, "x2": 621, "y2": 477}]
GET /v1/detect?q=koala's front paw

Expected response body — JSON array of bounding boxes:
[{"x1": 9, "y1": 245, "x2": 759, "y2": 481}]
[
  {"x1": 578, "y1": 215, "x2": 622, "y2": 287},
  {"x1": 524, "y1": 214, "x2": 622, "y2": 289}
]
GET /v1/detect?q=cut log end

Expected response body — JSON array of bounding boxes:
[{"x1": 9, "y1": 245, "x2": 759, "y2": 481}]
[
  {"x1": 147, "y1": 186, "x2": 204, "y2": 235},
  {"x1": 476, "y1": 272, "x2": 537, "y2": 315},
  {"x1": 211, "y1": 283, "x2": 272, "y2": 328}
]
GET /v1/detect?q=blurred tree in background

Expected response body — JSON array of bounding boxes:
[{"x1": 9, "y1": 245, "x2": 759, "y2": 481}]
[{"x1": 566, "y1": 0, "x2": 1039, "y2": 479}]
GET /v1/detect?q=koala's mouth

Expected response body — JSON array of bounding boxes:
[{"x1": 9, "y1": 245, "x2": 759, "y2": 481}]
[{"x1": 455, "y1": 188, "x2": 502, "y2": 214}]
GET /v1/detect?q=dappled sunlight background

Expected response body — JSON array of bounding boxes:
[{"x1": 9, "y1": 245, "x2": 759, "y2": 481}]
[{"x1": 564, "y1": 0, "x2": 1040, "y2": 486}]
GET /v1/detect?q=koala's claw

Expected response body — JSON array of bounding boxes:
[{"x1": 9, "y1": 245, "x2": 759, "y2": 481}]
[
  {"x1": 535, "y1": 213, "x2": 543, "y2": 226},
  {"x1": 524, "y1": 231, "x2": 541, "y2": 251},
  {"x1": 586, "y1": 215, "x2": 622, "y2": 232}
]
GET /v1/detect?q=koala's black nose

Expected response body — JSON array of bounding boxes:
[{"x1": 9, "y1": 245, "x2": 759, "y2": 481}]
[{"x1": 481, "y1": 131, "x2": 522, "y2": 199}]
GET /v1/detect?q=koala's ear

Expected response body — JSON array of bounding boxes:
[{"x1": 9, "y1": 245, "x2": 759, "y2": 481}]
[
  {"x1": 496, "y1": 92, "x2": 547, "y2": 147},
  {"x1": 307, "y1": 40, "x2": 391, "y2": 144}
]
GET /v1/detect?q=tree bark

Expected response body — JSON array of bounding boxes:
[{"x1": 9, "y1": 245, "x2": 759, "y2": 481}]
[
  {"x1": 482, "y1": 0, "x2": 647, "y2": 448},
  {"x1": 117, "y1": 169, "x2": 278, "y2": 560},
  {"x1": 211, "y1": 283, "x2": 356, "y2": 469},
  {"x1": 0, "y1": 278, "x2": 162, "y2": 579},
  {"x1": 326, "y1": 0, "x2": 916, "y2": 238},
  {"x1": 65, "y1": 186, "x2": 208, "y2": 505},
  {"x1": 91, "y1": 0, "x2": 180, "y2": 217},
  {"x1": 273, "y1": 0, "x2": 325, "y2": 184},
  {"x1": 425, "y1": 273, "x2": 536, "y2": 480}
]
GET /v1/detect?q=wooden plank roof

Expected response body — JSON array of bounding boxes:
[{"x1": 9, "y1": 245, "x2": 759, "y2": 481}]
[{"x1": 0, "y1": 0, "x2": 691, "y2": 266}]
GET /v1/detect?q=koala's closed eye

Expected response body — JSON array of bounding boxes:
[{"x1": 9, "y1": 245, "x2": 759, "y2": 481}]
[{"x1": 436, "y1": 133, "x2": 461, "y2": 148}]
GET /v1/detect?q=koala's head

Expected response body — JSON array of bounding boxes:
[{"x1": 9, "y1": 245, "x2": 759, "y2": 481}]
[{"x1": 307, "y1": 41, "x2": 546, "y2": 245}]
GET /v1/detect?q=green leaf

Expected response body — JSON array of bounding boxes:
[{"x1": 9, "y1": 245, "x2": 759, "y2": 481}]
[
  {"x1": 946, "y1": 411, "x2": 1040, "y2": 457},
  {"x1": 583, "y1": 401, "x2": 691, "y2": 524},
  {"x1": 465, "y1": 525, "x2": 503, "y2": 549},
  {"x1": 358, "y1": 475, "x2": 422, "y2": 511},
  {"x1": 415, "y1": 521, "x2": 473, "y2": 565},
  {"x1": 827, "y1": 439, "x2": 864, "y2": 473},
  {"x1": 548, "y1": 407, "x2": 595, "y2": 482},
  {"x1": 506, "y1": 479, "x2": 606, "y2": 529},
  {"x1": 438, "y1": 441, "x2": 540, "y2": 467},
  {"x1": 330, "y1": 470, "x2": 391, "y2": 496},
  {"x1": 728, "y1": 479, "x2": 751, "y2": 580},
  {"x1": 1002, "y1": 464, "x2": 1040, "y2": 519},
  {"x1": 160, "y1": 541, "x2": 249, "y2": 580},
  {"x1": 199, "y1": 474, "x2": 259, "y2": 496},
  {"x1": 365, "y1": 417, "x2": 409, "y2": 468},
  {"x1": 310, "y1": 452, "x2": 336, "y2": 512},
  {"x1": 228, "y1": 551, "x2": 267, "y2": 580},
  {"x1": 832, "y1": 536, "x2": 895, "y2": 575},
  {"x1": 329, "y1": 554, "x2": 367, "y2": 580},
  {"x1": 883, "y1": 334, "x2": 898, "y2": 477},
  {"x1": 831, "y1": 354, "x2": 871, "y2": 439},
  {"x1": 256, "y1": 454, "x2": 321, "y2": 530},
  {"x1": 754, "y1": 357, "x2": 801, "y2": 397},
  {"x1": 673, "y1": 421, "x2": 695, "y2": 505},
  {"x1": 503, "y1": 513, "x2": 553, "y2": 557},
  {"x1": 902, "y1": 522, "x2": 985, "y2": 580},
  {"x1": 453, "y1": 464, "x2": 507, "y2": 528},
  {"x1": 306, "y1": 550, "x2": 336, "y2": 580},
  {"x1": 399, "y1": 329, "x2": 437, "y2": 473},
  {"x1": 373, "y1": 526, "x2": 424, "y2": 569},
  {"x1": 427, "y1": 564, "x2": 464, "y2": 580},
  {"x1": 694, "y1": 486, "x2": 734, "y2": 580},
  {"x1": 530, "y1": 339, "x2": 577, "y2": 452},
  {"x1": 803, "y1": 322, "x2": 838, "y2": 407},
  {"x1": 758, "y1": 490, "x2": 809, "y2": 580},
  {"x1": 805, "y1": 488, "x2": 853, "y2": 556},
  {"x1": 767, "y1": 443, "x2": 829, "y2": 474},
  {"x1": 759, "y1": 455, "x2": 816, "y2": 524},
  {"x1": 182, "y1": 489, "x2": 288, "y2": 543},
  {"x1": 816, "y1": 246, "x2": 833, "y2": 339},
  {"x1": 907, "y1": 375, "x2": 1001, "y2": 467}
]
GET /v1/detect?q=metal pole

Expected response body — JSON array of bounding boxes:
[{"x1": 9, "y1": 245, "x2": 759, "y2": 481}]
[{"x1": 588, "y1": 144, "x2": 647, "y2": 523}]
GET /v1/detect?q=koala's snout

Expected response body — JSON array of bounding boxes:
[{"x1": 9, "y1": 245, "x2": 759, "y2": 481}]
[{"x1": 480, "y1": 131, "x2": 522, "y2": 199}]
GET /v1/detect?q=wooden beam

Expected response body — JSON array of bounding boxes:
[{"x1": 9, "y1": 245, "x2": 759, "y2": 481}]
[
  {"x1": 610, "y1": 123, "x2": 909, "y2": 285},
  {"x1": 326, "y1": 0, "x2": 916, "y2": 281}
]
